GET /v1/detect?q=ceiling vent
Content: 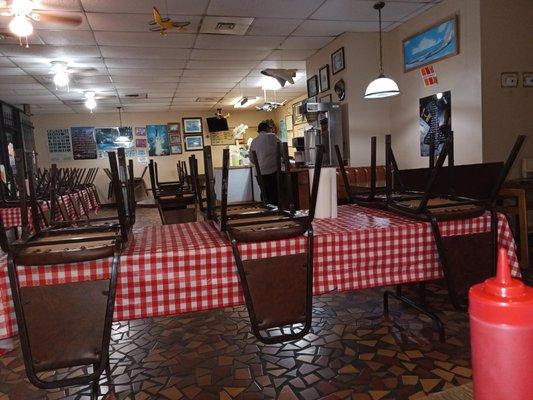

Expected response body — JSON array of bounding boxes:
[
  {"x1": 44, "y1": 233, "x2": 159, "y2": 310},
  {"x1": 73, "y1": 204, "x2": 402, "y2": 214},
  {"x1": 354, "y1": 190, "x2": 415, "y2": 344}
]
[
  {"x1": 200, "y1": 16, "x2": 254, "y2": 35},
  {"x1": 195, "y1": 97, "x2": 219, "y2": 103}
]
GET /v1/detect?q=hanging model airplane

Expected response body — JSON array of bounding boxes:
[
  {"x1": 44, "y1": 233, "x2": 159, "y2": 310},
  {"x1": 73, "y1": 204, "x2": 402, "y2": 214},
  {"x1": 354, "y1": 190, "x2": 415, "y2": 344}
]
[
  {"x1": 149, "y1": 7, "x2": 190, "y2": 34},
  {"x1": 215, "y1": 108, "x2": 230, "y2": 119},
  {"x1": 255, "y1": 100, "x2": 287, "y2": 112},
  {"x1": 260, "y1": 69, "x2": 298, "y2": 87}
]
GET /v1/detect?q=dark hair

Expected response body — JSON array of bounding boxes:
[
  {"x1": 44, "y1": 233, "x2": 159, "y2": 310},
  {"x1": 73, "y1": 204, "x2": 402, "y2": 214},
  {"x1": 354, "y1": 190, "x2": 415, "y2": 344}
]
[{"x1": 258, "y1": 122, "x2": 270, "y2": 132}]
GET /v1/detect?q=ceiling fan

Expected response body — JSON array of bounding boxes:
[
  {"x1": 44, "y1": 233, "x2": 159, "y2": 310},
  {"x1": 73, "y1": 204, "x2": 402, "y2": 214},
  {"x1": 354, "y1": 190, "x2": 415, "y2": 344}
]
[
  {"x1": 214, "y1": 108, "x2": 230, "y2": 119},
  {"x1": 65, "y1": 91, "x2": 117, "y2": 112},
  {"x1": 0, "y1": 0, "x2": 82, "y2": 47},
  {"x1": 49, "y1": 61, "x2": 98, "y2": 91}
]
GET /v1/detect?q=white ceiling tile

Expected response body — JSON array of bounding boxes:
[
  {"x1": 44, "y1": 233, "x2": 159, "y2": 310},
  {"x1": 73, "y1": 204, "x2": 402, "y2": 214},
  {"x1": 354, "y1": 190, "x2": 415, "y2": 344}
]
[
  {"x1": 256, "y1": 60, "x2": 307, "y2": 69},
  {"x1": 187, "y1": 60, "x2": 259, "y2": 70},
  {"x1": 73, "y1": 75, "x2": 112, "y2": 84},
  {"x1": 294, "y1": 20, "x2": 384, "y2": 36},
  {"x1": 104, "y1": 58, "x2": 187, "y2": 69},
  {"x1": 195, "y1": 34, "x2": 284, "y2": 50},
  {"x1": 113, "y1": 82, "x2": 177, "y2": 90},
  {"x1": 100, "y1": 46, "x2": 191, "y2": 59},
  {"x1": 247, "y1": 18, "x2": 302, "y2": 36},
  {"x1": 0, "y1": 68, "x2": 27, "y2": 76},
  {"x1": 37, "y1": 30, "x2": 96, "y2": 46},
  {"x1": 207, "y1": 0, "x2": 325, "y2": 18},
  {"x1": 178, "y1": 82, "x2": 235, "y2": 89},
  {"x1": 280, "y1": 36, "x2": 333, "y2": 50},
  {"x1": 108, "y1": 68, "x2": 181, "y2": 77},
  {"x1": 180, "y1": 76, "x2": 241, "y2": 84},
  {"x1": 182, "y1": 69, "x2": 251, "y2": 77},
  {"x1": 172, "y1": 97, "x2": 199, "y2": 102},
  {"x1": 311, "y1": 0, "x2": 425, "y2": 22},
  {"x1": 81, "y1": 0, "x2": 210, "y2": 14},
  {"x1": 0, "y1": 45, "x2": 100, "y2": 58},
  {"x1": 190, "y1": 49, "x2": 270, "y2": 61},
  {"x1": 0, "y1": 75, "x2": 38, "y2": 84},
  {"x1": 33, "y1": 1, "x2": 82, "y2": 11},
  {"x1": 0, "y1": 58, "x2": 15, "y2": 66},
  {"x1": 266, "y1": 49, "x2": 317, "y2": 61},
  {"x1": 94, "y1": 31, "x2": 195, "y2": 48},
  {"x1": 112, "y1": 76, "x2": 179, "y2": 83},
  {"x1": 86, "y1": 13, "x2": 202, "y2": 32},
  {"x1": 0, "y1": 33, "x2": 44, "y2": 45}
]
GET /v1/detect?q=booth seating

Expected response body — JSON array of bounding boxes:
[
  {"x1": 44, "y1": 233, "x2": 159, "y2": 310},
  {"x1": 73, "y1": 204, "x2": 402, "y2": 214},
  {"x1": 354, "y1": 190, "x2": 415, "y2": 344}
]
[
  {"x1": 1, "y1": 147, "x2": 134, "y2": 396},
  {"x1": 383, "y1": 135, "x2": 526, "y2": 341},
  {"x1": 148, "y1": 159, "x2": 196, "y2": 225}
]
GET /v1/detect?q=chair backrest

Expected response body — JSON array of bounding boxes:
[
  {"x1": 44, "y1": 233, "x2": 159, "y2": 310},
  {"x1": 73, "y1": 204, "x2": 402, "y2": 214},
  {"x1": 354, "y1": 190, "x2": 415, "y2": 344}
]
[
  {"x1": 108, "y1": 147, "x2": 135, "y2": 241},
  {"x1": 203, "y1": 145, "x2": 216, "y2": 220}
]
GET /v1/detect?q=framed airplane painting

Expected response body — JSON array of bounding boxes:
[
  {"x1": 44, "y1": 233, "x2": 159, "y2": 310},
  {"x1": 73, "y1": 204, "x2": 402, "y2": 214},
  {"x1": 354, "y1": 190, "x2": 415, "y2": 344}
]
[{"x1": 402, "y1": 15, "x2": 459, "y2": 72}]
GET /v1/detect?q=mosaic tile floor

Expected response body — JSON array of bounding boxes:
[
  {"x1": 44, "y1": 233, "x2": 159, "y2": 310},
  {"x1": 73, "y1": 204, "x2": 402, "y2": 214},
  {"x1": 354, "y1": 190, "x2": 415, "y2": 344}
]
[
  {"x1": 0, "y1": 208, "x2": 475, "y2": 399},
  {"x1": 0, "y1": 281, "x2": 472, "y2": 400}
]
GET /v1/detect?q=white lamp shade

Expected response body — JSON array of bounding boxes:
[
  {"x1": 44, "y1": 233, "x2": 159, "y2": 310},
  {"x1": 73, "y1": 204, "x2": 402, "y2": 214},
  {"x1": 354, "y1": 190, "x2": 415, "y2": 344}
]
[
  {"x1": 9, "y1": 15, "x2": 33, "y2": 37},
  {"x1": 53, "y1": 71, "x2": 69, "y2": 88},
  {"x1": 364, "y1": 74, "x2": 400, "y2": 99},
  {"x1": 85, "y1": 97, "x2": 97, "y2": 110}
]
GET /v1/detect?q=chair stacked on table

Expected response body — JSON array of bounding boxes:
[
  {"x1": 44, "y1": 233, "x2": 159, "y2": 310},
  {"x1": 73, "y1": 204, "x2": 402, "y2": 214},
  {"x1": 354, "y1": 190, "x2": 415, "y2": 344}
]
[
  {"x1": 336, "y1": 133, "x2": 526, "y2": 342},
  {"x1": 148, "y1": 159, "x2": 196, "y2": 224},
  {"x1": 1, "y1": 147, "x2": 135, "y2": 397},
  {"x1": 196, "y1": 141, "x2": 325, "y2": 343}
]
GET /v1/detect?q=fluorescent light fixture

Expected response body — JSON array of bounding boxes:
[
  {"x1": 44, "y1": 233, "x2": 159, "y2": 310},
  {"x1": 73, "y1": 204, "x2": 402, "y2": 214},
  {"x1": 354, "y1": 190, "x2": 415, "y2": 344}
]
[{"x1": 233, "y1": 96, "x2": 257, "y2": 108}]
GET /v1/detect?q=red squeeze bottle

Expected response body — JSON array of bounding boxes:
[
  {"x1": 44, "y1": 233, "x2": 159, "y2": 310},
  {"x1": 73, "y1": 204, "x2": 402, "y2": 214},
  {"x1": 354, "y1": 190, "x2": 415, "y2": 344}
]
[{"x1": 469, "y1": 249, "x2": 533, "y2": 400}]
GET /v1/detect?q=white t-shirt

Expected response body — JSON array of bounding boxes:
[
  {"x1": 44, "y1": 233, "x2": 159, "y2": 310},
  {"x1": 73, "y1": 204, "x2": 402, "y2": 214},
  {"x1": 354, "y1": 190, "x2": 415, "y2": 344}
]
[{"x1": 249, "y1": 131, "x2": 280, "y2": 175}]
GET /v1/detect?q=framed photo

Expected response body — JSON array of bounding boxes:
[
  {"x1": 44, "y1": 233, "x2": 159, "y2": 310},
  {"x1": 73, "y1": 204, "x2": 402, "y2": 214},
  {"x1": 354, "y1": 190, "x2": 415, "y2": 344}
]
[
  {"x1": 292, "y1": 101, "x2": 306, "y2": 125},
  {"x1": 523, "y1": 72, "x2": 533, "y2": 88},
  {"x1": 334, "y1": 79, "x2": 346, "y2": 101},
  {"x1": 135, "y1": 138, "x2": 147, "y2": 148},
  {"x1": 170, "y1": 144, "x2": 182, "y2": 154},
  {"x1": 285, "y1": 114, "x2": 293, "y2": 131},
  {"x1": 501, "y1": 72, "x2": 519, "y2": 88},
  {"x1": 319, "y1": 65, "x2": 330, "y2": 92},
  {"x1": 403, "y1": 15, "x2": 459, "y2": 72},
  {"x1": 167, "y1": 122, "x2": 180, "y2": 133},
  {"x1": 134, "y1": 126, "x2": 146, "y2": 136},
  {"x1": 182, "y1": 117, "x2": 203, "y2": 134},
  {"x1": 307, "y1": 75, "x2": 318, "y2": 98},
  {"x1": 169, "y1": 134, "x2": 181, "y2": 145},
  {"x1": 331, "y1": 47, "x2": 345, "y2": 75},
  {"x1": 308, "y1": 96, "x2": 317, "y2": 103},
  {"x1": 320, "y1": 94, "x2": 332, "y2": 103},
  {"x1": 184, "y1": 135, "x2": 204, "y2": 151}
]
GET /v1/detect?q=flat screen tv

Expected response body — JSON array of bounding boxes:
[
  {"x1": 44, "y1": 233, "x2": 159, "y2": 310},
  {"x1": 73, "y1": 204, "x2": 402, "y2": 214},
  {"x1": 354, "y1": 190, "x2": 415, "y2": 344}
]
[{"x1": 206, "y1": 117, "x2": 229, "y2": 132}]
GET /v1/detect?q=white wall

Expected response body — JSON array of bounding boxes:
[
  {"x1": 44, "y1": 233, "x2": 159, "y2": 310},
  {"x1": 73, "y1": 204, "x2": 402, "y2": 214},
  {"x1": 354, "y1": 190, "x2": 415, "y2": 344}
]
[
  {"x1": 32, "y1": 110, "x2": 269, "y2": 202},
  {"x1": 305, "y1": 0, "x2": 484, "y2": 169}
]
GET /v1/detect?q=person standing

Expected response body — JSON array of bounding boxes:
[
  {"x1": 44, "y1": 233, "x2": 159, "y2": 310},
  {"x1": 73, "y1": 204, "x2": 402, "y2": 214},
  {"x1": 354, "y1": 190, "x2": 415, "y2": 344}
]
[{"x1": 249, "y1": 121, "x2": 280, "y2": 205}]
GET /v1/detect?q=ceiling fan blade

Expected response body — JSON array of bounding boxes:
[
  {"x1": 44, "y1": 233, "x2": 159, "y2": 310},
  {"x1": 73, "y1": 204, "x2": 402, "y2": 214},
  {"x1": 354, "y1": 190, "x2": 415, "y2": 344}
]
[
  {"x1": 38, "y1": 13, "x2": 82, "y2": 26},
  {"x1": 68, "y1": 67, "x2": 98, "y2": 74}
]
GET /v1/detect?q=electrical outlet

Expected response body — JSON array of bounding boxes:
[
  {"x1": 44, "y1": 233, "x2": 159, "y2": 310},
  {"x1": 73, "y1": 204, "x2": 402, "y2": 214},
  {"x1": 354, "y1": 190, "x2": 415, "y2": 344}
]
[{"x1": 501, "y1": 72, "x2": 518, "y2": 88}]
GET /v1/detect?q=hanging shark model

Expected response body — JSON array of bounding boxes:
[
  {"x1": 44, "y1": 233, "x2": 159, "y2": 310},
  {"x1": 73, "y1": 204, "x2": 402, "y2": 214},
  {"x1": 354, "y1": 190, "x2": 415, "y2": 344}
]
[
  {"x1": 260, "y1": 69, "x2": 298, "y2": 87},
  {"x1": 255, "y1": 100, "x2": 287, "y2": 112}
]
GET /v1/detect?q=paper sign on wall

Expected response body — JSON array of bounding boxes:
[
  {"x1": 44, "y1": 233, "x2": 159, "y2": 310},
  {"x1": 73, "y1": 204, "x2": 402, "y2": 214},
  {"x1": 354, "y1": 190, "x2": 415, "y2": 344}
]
[
  {"x1": 420, "y1": 65, "x2": 438, "y2": 87},
  {"x1": 47, "y1": 128, "x2": 72, "y2": 161}
]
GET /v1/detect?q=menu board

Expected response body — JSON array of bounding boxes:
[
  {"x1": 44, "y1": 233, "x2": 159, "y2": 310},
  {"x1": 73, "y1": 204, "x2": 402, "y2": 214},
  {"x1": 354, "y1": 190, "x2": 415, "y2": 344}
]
[
  {"x1": 210, "y1": 130, "x2": 234, "y2": 146},
  {"x1": 71, "y1": 126, "x2": 97, "y2": 160},
  {"x1": 47, "y1": 128, "x2": 72, "y2": 161}
]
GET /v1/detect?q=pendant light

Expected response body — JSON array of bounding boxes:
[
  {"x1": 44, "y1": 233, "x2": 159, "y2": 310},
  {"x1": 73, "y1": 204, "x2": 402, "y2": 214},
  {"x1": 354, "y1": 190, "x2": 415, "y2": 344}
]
[{"x1": 364, "y1": 2, "x2": 400, "y2": 99}]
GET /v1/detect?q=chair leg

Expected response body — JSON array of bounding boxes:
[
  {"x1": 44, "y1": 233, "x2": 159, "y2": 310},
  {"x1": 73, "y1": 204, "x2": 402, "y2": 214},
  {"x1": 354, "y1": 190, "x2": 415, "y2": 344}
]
[
  {"x1": 91, "y1": 363, "x2": 100, "y2": 399},
  {"x1": 383, "y1": 284, "x2": 446, "y2": 343}
]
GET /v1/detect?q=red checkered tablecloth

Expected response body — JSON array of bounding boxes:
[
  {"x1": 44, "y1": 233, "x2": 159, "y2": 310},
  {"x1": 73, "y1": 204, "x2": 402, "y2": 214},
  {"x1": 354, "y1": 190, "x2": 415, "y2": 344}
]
[
  {"x1": 0, "y1": 187, "x2": 99, "y2": 229},
  {"x1": 0, "y1": 205, "x2": 519, "y2": 341}
]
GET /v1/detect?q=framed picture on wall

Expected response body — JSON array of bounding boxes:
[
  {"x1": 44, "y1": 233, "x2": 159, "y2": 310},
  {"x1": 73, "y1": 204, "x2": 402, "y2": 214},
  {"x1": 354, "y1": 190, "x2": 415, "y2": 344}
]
[
  {"x1": 184, "y1": 135, "x2": 204, "y2": 151},
  {"x1": 182, "y1": 117, "x2": 203, "y2": 134},
  {"x1": 319, "y1": 94, "x2": 332, "y2": 103},
  {"x1": 331, "y1": 47, "x2": 345, "y2": 74},
  {"x1": 307, "y1": 75, "x2": 319, "y2": 98},
  {"x1": 319, "y1": 65, "x2": 330, "y2": 92},
  {"x1": 403, "y1": 15, "x2": 459, "y2": 72}
]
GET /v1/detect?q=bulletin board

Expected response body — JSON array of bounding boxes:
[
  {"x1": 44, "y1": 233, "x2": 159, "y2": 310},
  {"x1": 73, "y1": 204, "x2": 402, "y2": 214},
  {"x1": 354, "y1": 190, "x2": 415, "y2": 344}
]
[
  {"x1": 71, "y1": 126, "x2": 97, "y2": 160},
  {"x1": 47, "y1": 128, "x2": 72, "y2": 161}
]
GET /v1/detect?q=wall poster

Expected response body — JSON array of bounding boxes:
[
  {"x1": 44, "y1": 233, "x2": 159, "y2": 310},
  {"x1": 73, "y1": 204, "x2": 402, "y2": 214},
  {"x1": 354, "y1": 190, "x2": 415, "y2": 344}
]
[
  {"x1": 70, "y1": 126, "x2": 97, "y2": 160},
  {"x1": 146, "y1": 124, "x2": 170, "y2": 156},
  {"x1": 94, "y1": 127, "x2": 133, "y2": 151},
  {"x1": 47, "y1": 128, "x2": 72, "y2": 161},
  {"x1": 419, "y1": 90, "x2": 451, "y2": 157},
  {"x1": 210, "y1": 130, "x2": 234, "y2": 146}
]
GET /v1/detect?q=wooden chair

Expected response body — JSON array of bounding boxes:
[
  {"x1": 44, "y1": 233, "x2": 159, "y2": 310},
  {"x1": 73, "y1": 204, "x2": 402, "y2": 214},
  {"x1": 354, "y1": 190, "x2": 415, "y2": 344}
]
[
  {"x1": 133, "y1": 166, "x2": 148, "y2": 198},
  {"x1": 1, "y1": 149, "x2": 131, "y2": 396},
  {"x1": 383, "y1": 135, "x2": 526, "y2": 341},
  {"x1": 227, "y1": 146, "x2": 324, "y2": 344},
  {"x1": 148, "y1": 160, "x2": 196, "y2": 225}
]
